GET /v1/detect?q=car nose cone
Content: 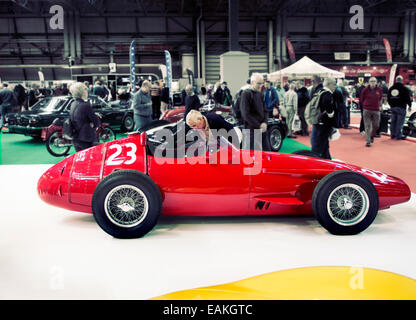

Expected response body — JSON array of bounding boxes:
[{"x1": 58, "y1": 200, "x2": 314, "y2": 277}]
[{"x1": 37, "y1": 159, "x2": 68, "y2": 207}]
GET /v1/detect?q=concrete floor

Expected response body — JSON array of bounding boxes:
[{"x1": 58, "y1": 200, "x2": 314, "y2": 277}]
[{"x1": 0, "y1": 164, "x2": 415, "y2": 299}]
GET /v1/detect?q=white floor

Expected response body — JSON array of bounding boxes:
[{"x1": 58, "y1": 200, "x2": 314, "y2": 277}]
[{"x1": 0, "y1": 164, "x2": 415, "y2": 299}]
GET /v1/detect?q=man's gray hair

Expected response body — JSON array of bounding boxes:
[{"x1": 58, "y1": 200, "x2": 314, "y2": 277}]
[
  {"x1": 250, "y1": 73, "x2": 263, "y2": 83},
  {"x1": 69, "y1": 82, "x2": 88, "y2": 99},
  {"x1": 323, "y1": 77, "x2": 337, "y2": 87},
  {"x1": 396, "y1": 75, "x2": 403, "y2": 83}
]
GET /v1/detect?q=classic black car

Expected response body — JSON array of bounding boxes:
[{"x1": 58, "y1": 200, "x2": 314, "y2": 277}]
[{"x1": 5, "y1": 95, "x2": 134, "y2": 138}]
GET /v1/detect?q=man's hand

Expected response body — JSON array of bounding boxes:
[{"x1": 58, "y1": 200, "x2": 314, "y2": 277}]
[
  {"x1": 95, "y1": 113, "x2": 102, "y2": 119},
  {"x1": 260, "y1": 122, "x2": 267, "y2": 133}
]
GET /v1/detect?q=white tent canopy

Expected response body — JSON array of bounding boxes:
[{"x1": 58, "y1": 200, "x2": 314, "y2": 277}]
[{"x1": 268, "y1": 56, "x2": 345, "y2": 81}]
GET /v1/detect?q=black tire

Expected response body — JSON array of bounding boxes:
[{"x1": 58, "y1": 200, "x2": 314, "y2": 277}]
[
  {"x1": 92, "y1": 170, "x2": 162, "y2": 238},
  {"x1": 312, "y1": 170, "x2": 379, "y2": 235},
  {"x1": 292, "y1": 150, "x2": 323, "y2": 158},
  {"x1": 46, "y1": 131, "x2": 71, "y2": 157},
  {"x1": 402, "y1": 126, "x2": 410, "y2": 138},
  {"x1": 268, "y1": 126, "x2": 283, "y2": 152},
  {"x1": 98, "y1": 127, "x2": 116, "y2": 143},
  {"x1": 121, "y1": 114, "x2": 135, "y2": 132}
]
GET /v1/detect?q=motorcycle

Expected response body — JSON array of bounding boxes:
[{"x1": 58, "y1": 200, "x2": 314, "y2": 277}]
[{"x1": 42, "y1": 117, "x2": 116, "y2": 157}]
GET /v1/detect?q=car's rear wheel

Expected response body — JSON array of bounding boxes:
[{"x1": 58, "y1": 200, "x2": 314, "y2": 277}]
[
  {"x1": 312, "y1": 170, "x2": 379, "y2": 235},
  {"x1": 268, "y1": 126, "x2": 283, "y2": 152},
  {"x1": 92, "y1": 170, "x2": 162, "y2": 238}
]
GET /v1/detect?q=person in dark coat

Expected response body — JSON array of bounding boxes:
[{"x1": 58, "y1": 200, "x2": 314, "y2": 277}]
[
  {"x1": 310, "y1": 77, "x2": 337, "y2": 160},
  {"x1": 240, "y1": 73, "x2": 270, "y2": 151},
  {"x1": 388, "y1": 75, "x2": 412, "y2": 140},
  {"x1": 28, "y1": 84, "x2": 41, "y2": 109},
  {"x1": 356, "y1": 82, "x2": 366, "y2": 133},
  {"x1": 214, "y1": 83, "x2": 225, "y2": 105},
  {"x1": 0, "y1": 84, "x2": 18, "y2": 127},
  {"x1": 295, "y1": 80, "x2": 310, "y2": 135},
  {"x1": 184, "y1": 84, "x2": 201, "y2": 121},
  {"x1": 92, "y1": 81, "x2": 107, "y2": 100},
  {"x1": 69, "y1": 82, "x2": 101, "y2": 152}
]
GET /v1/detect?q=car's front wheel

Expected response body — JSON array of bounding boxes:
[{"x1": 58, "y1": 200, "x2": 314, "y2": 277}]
[
  {"x1": 121, "y1": 115, "x2": 135, "y2": 132},
  {"x1": 92, "y1": 170, "x2": 162, "y2": 238},
  {"x1": 312, "y1": 170, "x2": 379, "y2": 235}
]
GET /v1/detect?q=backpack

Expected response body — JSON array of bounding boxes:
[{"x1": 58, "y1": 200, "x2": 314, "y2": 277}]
[
  {"x1": 304, "y1": 88, "x2": 328, "y2": 125},
  {"x1": 63, "y1": 101, "x2": 80, "y2": 140}
]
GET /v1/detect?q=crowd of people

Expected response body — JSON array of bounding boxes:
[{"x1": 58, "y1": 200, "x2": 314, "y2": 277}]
[{"x1": 0, "y1": 73, "x2": 413, "y2": 155}]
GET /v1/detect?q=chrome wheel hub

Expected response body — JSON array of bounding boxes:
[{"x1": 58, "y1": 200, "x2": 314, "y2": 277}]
[
  {"x1": 327, "y1": 183, "x2": 369, "y2": 226},
  {"x1": 104, "y1": 185, "x2": 149, "y2": 228}
]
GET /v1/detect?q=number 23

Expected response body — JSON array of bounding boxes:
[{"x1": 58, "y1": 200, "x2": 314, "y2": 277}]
[{"x1": 106, "y1": 143, "x2": 137, "y2": 166}]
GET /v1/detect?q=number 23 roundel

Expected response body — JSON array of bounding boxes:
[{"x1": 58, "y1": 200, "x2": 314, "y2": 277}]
[{"x1": 106, "y1": 143, "x2": 137, "y2": 166}]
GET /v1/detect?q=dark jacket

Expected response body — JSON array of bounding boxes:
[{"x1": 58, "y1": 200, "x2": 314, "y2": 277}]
[
  {"x1": 205, "y1": 113, "x2": 234, "y2": 132},
  {"x1": 387, "y1": 82, "x2": 412, "y2": 109},
  {"x1": 310, "y1": 83, "x2": 323, "y2": 97},
  {"x1": 70, "y1": 99, "x2": 100, "y2": 143},
  {"x1": 92, "y1": 86, "x2": 107, "y2": 99},
  {"x1": 0, "y1": 88, "x2": 18, "y2": 107},
  {"x1": 184, "y1": 94, "x2": 201, "y2": 121},
  {"x1": 28, "y1": 89, "x2": 39, "y2": 107},
  {"x1": 318, "y1": 89, "x2": 336, "y2": 126},
  {"x1": 296, "y1": 86, "x2": 310, "y2": 109},
  {"x1": 214, "y1": 87, "x2": 225, "y2": 104},
  {"x1": 240, "y1": 89, "x2": 267, "y2": 129}
]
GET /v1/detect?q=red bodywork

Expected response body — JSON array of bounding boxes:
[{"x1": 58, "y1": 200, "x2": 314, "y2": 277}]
[{"x1": 37, "y1": 132, "x2": 411, "y2": 217}]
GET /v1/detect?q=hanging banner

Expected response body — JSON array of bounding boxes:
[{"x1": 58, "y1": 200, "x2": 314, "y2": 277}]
[
  {"x1": 285, "y1": 38, "x2": 296, "y2": 62},
  {"x1": 164, "y1": 50, "x2": 173, "y2": 103},
  {"x1": 389, "y1": 64, "x2": 398, "y2": 87},
  {"x1": 130, "y1": 40, "x2": 136, "y2": 94},
  {"x1": 383, "y1": 38, "x2": 393, "y2": 63}
]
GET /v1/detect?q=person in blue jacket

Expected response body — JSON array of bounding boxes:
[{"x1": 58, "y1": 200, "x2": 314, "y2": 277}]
[{"x1": 263, "y1": 80, "x2": 279, "y2": 118}]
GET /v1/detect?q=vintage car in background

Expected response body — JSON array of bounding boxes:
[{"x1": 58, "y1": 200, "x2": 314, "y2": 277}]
[
  {"x1": 38, "y1": 121, "x2": 411, "y2": 239},
  {"x1": 160, "y1": 100, "x2": 288, "y2": 152},
  {"x1": 5, "y1": 95, "x2": 134, "y2": 138}
]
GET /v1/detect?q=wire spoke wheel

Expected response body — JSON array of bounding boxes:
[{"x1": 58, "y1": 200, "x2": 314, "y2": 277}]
[
  {"x1": 47, "y1": 132, "x2": 71, "y2": 156},
  {"x1": 104, "y1": 185, "x2": 149, "y2": 228},
  {"x1": 99, "y1": 127, "x2": 116, "y2": 143},
  {"x1": 327, "y1": 183, "x2": 369, "y2": 226}
]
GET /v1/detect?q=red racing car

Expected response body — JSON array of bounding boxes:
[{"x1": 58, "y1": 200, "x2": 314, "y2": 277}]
[{"x1": 37, "y1": 122, "x2": 411, "y2": 238}]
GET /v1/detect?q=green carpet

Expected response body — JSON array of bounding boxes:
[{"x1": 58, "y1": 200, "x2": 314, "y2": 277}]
[{"x1": 0, "y1": 133, "x2": 310, "y2": 165}]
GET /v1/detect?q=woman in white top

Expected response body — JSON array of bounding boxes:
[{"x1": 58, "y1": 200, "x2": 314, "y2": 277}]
[{"x1": 282, "y1": 82, "x2": 298, "y2": 138}]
